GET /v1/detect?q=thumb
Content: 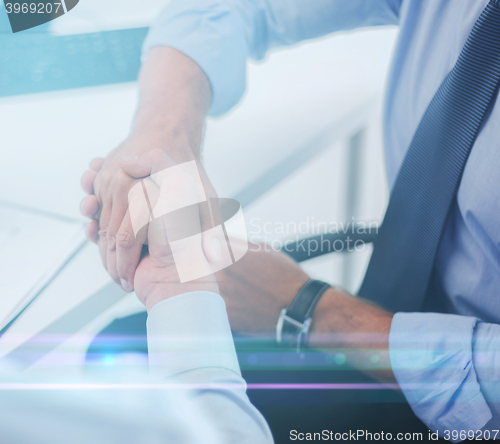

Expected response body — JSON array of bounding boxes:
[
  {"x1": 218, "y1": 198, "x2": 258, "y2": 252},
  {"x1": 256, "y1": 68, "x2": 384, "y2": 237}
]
[
  {"x1": 200, "y1": 199, "x2": 224, "y2": 263},
  {"x1": 120, "y1": 149, "x2": 176, "y2": 179}
]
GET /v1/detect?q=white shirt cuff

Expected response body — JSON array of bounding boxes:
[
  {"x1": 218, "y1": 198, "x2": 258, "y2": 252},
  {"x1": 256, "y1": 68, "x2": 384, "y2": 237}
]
[{"x1": 147, "y1": 291, "x2": 241, "y2": 379}]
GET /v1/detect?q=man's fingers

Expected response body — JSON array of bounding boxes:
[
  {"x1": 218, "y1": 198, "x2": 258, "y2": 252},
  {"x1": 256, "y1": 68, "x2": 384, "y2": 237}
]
[
  {"x1": 80, "y1": 195, "x2": 100, "y2": 219},
  {"x1": 81, "y1": 170, "x2": 97, "y2": 195},
  {"x1": 85, "y1": 220, "x2": 99, "y2": 243},
  {"x1": 116, "y1": 210, "x2": 144, "y2": 292},
  {"x1": 140, "y1": 177, "x2": 162, "y2": 246},
  {"x1": 96, "y1": 170, "x2": 137, "y2": 276},
  {"x1": 90, "y1": 157, "x2": 105, "y2": 172},
  {"x1": 141, "y1": 176, "x2": 174, "y2": 260},
  {"x1": 120, "y1": 151, "x2": 220, "y2": 284},
  {"x1": 118, "y1": 177, "x2": 160, "y2": 290},
  {"x1": 202, "y1": 229, "x2": 224, "y2": 263},
  {"x1": 106, "y1": 204, "x2": 128, "y2": 284},
  {"x1": 120, "y1": 154, "x2": 149, "y2": 178},
  {"x1": 200, "y1": 197, "x2": 223, "y2": 263},
  {"x1": 81, "y1": 158, "x2": 105, "y2": 197},
  {"x1": 98, "y1": 203, "x2": 111, "y2": 271},
  {"x1": 195, "y1": 162, "x2": 222, "y2": 263},
  {"x1": 105, "y1": 173, "x2": 137, "y2": 283}
]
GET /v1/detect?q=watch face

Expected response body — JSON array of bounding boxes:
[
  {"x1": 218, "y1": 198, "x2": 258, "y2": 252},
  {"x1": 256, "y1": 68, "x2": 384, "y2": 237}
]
[{"x1": 128, "y1": 160, "x2": 248, "y2": 283}]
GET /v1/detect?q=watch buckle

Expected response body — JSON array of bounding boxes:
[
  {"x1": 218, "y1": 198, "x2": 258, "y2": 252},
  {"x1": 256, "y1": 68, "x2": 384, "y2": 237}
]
[{"x1": 276, "y1": 308, "x2": 312, "y2": 352}]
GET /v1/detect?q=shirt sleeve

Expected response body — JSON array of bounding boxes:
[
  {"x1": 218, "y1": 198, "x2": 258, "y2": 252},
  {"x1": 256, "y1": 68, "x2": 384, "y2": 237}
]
[
  {"x1": 147, "y1": 291, "x2": 273, "y2": 444},
  {"x1": 0, "y1": 368, "x2": 220, "y2": 444},
  {"x1": 389, "y1": 312, "x2": 493, "y2": 441},
  {"x1": 142, "y1": 0, "x2": 402, "y2": 116},
  {"x1": 471, "y1": 322, "x2": 500, "y2": 430}
]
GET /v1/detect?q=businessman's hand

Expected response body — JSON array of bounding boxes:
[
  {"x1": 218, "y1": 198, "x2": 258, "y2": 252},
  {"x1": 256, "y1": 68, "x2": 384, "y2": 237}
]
[
  {"x1": 132, "y1": 192, "x2": 219, "y2": 313},
  {"x1": 133, "y1": 245, "x2": 218, "y2": 313},
  {"x1": 124, "y1": 150, "x2": 218, "y2": 311},
  {"x1": 216, "y1": 244, "x2": 395, "y2": 381},
  {"x1": 80, "y1": 47, "x2": 216, "y2": 291},
  {"x1": 82, "y1": 147, "x2": 221, "y2": 291},
  {"x1": 216, "y1": 245, "x2": 310, "y2": 333},
  {"x1": 80, "y1": 138, "x2": 217, "y2": 290}
]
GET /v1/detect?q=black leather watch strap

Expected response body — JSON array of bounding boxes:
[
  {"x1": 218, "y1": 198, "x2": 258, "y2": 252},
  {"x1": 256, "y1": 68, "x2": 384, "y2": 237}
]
[
  {"x1": 286, "y1": 279, "x2": 331, "y2": 322},
  {"x1": 276, "y1": 279, "x2": 331, "y2": 351}
]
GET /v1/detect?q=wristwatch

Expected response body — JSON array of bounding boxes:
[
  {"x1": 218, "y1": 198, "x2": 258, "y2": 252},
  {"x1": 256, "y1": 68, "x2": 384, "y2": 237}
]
[{"x1": 276, "y1": 279, "x2": 331, "y2": 352}]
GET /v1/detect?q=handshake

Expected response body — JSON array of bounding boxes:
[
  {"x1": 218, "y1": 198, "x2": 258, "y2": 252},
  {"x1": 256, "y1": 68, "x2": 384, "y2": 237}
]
[
  {"x1": 77, "y1": 48, "x2": 309, "y2": 335},
  {"x1": 80, "y1": 148, "x2": 247, "y2": 312}
]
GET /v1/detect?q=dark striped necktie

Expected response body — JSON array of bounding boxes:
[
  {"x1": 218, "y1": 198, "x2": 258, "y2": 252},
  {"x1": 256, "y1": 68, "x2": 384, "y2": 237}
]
[{"x1": 358, "y1": 0, "x2": 500, "y2": 312}]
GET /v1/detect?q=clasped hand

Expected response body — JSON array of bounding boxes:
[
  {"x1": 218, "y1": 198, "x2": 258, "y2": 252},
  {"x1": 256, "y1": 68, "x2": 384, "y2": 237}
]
[
  {"x1": 81, "y1": 148, "x2": 219, "y2": 311},
  {"x1": 81, "y1": 145, "x2": 309, "y2": 329}
]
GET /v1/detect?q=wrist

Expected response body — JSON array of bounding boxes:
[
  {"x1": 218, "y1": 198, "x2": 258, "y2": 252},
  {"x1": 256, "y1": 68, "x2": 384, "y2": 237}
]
[
  {"x1": 126, "y1": 126, "x2": 200, "y2": 161},
  {"x1": 132, "y1": 116, "x2": 200, "y2": 148},
  {"x1": 308, "y1": 288, "x2": 395, "y2": 381},
  {"x1": 310, "y1": 288, "x2": 393, "y2": 345},
  {"x1": 131, "y1": 47, "x2": 210, "y2": 158},
  {"x1": 310, "y1": 287, "x2": 349, "y2": 337},
  {"x1": 141, "y1": 278, "x2": 220, "y2": 314},
  {"x1": 100, "y1": 129, "x2": 199, "y2": 177}
]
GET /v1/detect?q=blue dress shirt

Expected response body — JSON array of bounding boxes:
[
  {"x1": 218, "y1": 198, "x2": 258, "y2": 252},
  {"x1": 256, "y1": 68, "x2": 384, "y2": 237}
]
[{"x1": 142, "y1": 0, "x2": 500, "y2": 438}]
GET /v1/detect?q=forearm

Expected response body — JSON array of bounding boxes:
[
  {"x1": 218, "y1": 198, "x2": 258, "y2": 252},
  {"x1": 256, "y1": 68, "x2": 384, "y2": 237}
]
[
  {"x1": 128, "y1": 47, "x2": 212, "y2": 160},
  {"x1": 216, "y1": 246, "x2": 394, "y2": 382},
  {"x1": 309, "y1": 288, "x2": 395, "y2": 382}
]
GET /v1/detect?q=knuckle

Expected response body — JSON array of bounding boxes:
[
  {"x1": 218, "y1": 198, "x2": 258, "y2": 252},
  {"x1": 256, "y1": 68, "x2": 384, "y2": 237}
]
[
  {"x1": 151, "y1": 149, "x2": 168, "y2": 166},
  {"x1": 94, "y1": 167, "x2": 115, "y2": 192},
  {"x1": 115, "y1": 169, "x2": 134, "y2": 189},
  {"x1": 151, "y1": 148, "x2": 164, "y2": 158},
  {"x1": 116, "y1": 230, "x2": 136, "y2": 249},
  {"x1": 93, "y1": 171, "x2": 112, "y2": 198}
]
